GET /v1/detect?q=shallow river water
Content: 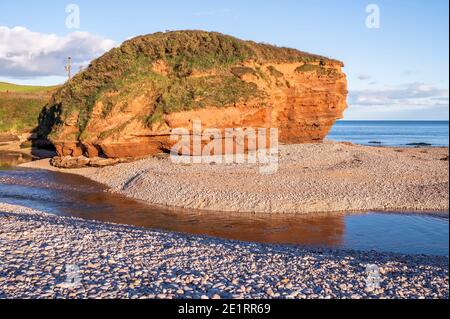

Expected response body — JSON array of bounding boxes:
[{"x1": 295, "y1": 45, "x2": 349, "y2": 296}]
[{"x1": 0, "y1": 159, "x2": 448, "y2": 256}]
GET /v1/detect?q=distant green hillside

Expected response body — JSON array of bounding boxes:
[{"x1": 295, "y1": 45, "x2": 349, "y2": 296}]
[
  {"x1": 0, "y1": 82, "x2": 58, "y2": 133},
  {"x1": 0, "y1": 82, "x2": 58, "y2": 93}
]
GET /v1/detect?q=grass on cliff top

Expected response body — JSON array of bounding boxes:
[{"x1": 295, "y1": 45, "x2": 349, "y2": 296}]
[
  {"x1": 122, "y1": 30, "x2": 338, "y2": 69},
  {"x1": 45, "y1": 30, "x2": 341, "y2": 140}
]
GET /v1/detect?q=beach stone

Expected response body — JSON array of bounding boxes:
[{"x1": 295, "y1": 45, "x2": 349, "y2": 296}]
[
  {"x1": 0, "y1": 202, "x2": 448, "y2": 300},
  {"x1": 266, "y1": 288, "x2": 275, "y2": 297}
]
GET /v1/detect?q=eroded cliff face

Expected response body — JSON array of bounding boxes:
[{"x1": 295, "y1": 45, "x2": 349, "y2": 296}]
[{"x1": 39, "y1": 31, "x2": 347, "y2": 159}]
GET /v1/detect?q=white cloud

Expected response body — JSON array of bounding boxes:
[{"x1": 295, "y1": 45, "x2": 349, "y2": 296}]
[
  {"x1": 357, "y1": 74, "x2": 372, "y2": 81},
  {"x1": 0, "y1": 26, "x2": 115, "y2": 78},
  {"x1": 347, "y1": 82, "x2": 449, "y2": 119},
  {"x1": 349, "y1": 82, "x2": 449, "y2": 108}
]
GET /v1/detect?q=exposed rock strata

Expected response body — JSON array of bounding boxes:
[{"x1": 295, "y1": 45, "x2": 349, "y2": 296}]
[{"x1": 38, "y1": 31, "x2": 348, "y2": 159}]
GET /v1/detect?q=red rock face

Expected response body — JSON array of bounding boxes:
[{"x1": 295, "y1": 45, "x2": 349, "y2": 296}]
[{"x1": 51, "y1": 61, "x2": 347, "y2": 159}]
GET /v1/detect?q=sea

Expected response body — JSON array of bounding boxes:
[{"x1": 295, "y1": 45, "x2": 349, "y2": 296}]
[{"x1": 327, "y1": 121, "x2": 449, "y2": 147}]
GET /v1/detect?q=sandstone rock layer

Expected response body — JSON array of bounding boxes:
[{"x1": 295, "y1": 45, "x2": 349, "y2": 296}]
[{"x1": 38, "y1": 31, "x2": 348, "y2": 158}]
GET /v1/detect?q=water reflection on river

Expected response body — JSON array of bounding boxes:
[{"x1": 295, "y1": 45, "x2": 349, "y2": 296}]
[
  {"x1": 0, "y1": 167, "x2": 345, "y2": 245},
  {"x1": 0, "y1": 165, "x2": 448, "y2": 255},
  {"x1": 0, "y1": 151, "x2": 32, "y2": 167}
]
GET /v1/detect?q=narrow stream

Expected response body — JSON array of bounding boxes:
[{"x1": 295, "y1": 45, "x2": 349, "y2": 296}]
[{"x1": 0, "y1": 154, "x2": 448, "y2": 256}]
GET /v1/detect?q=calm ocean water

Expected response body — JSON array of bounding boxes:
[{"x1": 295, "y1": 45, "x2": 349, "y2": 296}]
[{"x1": 328, "y1": 121, "x2": 449, "y2": 147}]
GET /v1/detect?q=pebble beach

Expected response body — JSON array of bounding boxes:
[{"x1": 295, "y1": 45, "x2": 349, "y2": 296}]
[
  {"x1": 2, "y1": 142, "x2": 448, "y2": 299},
  {"x1": 22, "y1": 142, "x2": 449, "y2": 214},
  {"x1": 0, "y1": 203, "x2": 448, "y2": 299}
]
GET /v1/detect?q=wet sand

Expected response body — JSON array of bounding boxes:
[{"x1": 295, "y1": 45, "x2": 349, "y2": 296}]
[{"x1": 22, "y1": 142, "x2": 449, "y2": 214}]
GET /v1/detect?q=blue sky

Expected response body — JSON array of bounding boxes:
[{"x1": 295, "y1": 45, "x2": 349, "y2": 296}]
[{"x1": 0, "y1": 0, "x2": 448, "y2": 120}]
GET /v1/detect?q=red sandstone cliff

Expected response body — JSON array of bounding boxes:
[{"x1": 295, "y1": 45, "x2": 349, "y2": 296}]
[{"x1": 38, "y1": 31, "x2": 348, "y2": 159}]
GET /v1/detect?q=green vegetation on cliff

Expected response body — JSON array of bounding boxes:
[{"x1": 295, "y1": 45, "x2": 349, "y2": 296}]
[
  {"x1": 295, "y1": 63, "x2": 339, "y2": 79},
  {"x1": 267, "y1": 66, "x2": 284, "y2": 78},
  {"x1": 42, "y1": 30, "x2": 339, "y2": 140},
  {"x1": 144, "y1": 75, "x2": 260, "y2": 126}
]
